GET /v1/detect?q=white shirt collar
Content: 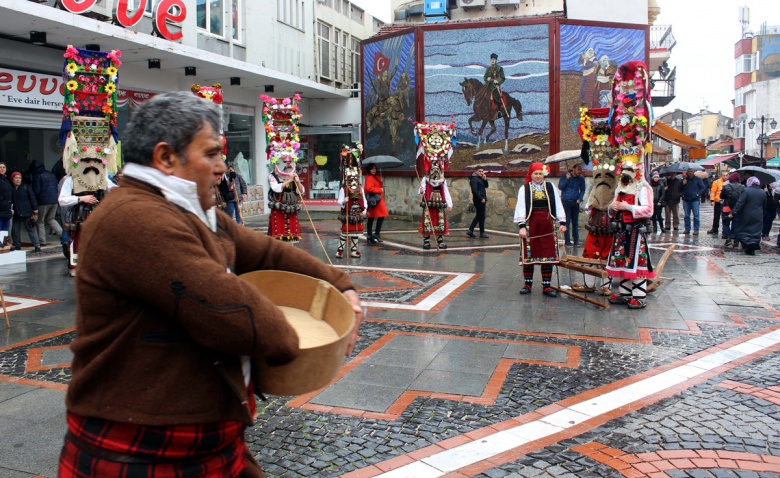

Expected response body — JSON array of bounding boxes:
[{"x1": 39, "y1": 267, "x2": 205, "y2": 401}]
[{"x1": 122, "y1": 163, "x2": 217, "y2": 232}]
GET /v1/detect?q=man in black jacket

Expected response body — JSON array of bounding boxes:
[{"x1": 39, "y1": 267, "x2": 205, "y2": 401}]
[
  {"x1": 466, "y1": 168, "x2": 489, "y2": 238},
  {"x1": 30, "y1": 160, "x2": 63, "y2": 246},
  {"x1": 663, "y1": 173, "x2": 682, "y2": 231}
]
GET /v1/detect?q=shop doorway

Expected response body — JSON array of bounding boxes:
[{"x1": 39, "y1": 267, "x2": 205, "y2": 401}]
[{"x1": 303, "y1": 133, "x2": 352, "y2": 200}]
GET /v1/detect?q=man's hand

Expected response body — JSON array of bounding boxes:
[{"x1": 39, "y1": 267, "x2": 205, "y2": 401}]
[
  {"x1": 79, "y1": 195, "x2": 98, "y2": 205},
  {"x1": 519, "y1": 227, "x2": 527, "y2": 239},
  {"x1": 447, "y1": 206, "x2": 452, "y2": 211},
  {"x1": 566, "y1": 172, "x2": 571, "y2": 179},
  {"x1": 558, "y1": 225, "x2": 567, "y2": 233},
  {"x1": 242, "y1": 194, "x2": 248, "y2": 201},
  {"x1": 481, "y1": 198, "x2": 486, "y2": 203},
  {"x1": 342, "y1": 289, "x2": 363, "y2": 356}
]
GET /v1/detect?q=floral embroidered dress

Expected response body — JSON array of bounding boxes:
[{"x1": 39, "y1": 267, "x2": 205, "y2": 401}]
[{"x1": 605, "y1": 185, "x2": 656, "y2": 279}]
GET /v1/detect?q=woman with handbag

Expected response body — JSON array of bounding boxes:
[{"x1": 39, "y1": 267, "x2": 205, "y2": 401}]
[
  {"x1": 364, "y1": 163, "x2": 388, "y2": 244},
  {"x1": 9, "y1": 171, "x2": 41, "y2": 252}
]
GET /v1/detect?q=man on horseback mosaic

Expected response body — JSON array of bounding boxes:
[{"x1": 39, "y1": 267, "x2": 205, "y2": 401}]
[{"x1": 484, "y1": 53, "x2": 508, "y2": 119}]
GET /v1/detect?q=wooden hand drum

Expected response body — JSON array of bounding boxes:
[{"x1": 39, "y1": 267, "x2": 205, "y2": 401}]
[{"x1": 239, "y1": 270, "x2": 355, "y2": 396}]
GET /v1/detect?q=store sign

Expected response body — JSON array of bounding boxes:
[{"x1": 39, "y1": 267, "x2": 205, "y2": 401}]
[
  {"x1": 116, "y1": 89, "x2": 157, "y2": 107},
  {"x1": 0, "y1": 68, "x2": 65, "y2": 111},
  {"x1": 56, "y1": 0, "x2": 187, "y2": 42}
]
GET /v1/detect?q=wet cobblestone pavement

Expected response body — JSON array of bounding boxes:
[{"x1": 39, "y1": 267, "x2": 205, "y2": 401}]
[{"x1": 0, "y1": 203, "x2": 779, "y2": 477}]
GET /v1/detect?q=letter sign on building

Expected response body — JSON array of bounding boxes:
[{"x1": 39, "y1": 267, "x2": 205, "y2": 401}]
[{"x1": 57, "y1": 0, "x2": 187, "y2": 42}]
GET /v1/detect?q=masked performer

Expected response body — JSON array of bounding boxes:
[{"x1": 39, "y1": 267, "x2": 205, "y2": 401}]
[
  {"x1": 418, "y1": 157, "x2": 452, "y2": 249},
  {"x1": 262, "y1": 94, "x2": 304, "y2": 242},
  {"x1": 574, "y1": 107, "x2": 619, "y2": 294},
  {"x1": 267, "y1": 153, "x2": 303, "y2": 242},
  {"x1": 58, "y1": 46, "x2": 121, "y2": 277},
  {"x1": 415, "y1": 122, "x2": 455, "y2": 250},
  {"x1": 514, "y1": 162, "x2": 566, "y2": 297},
  {"x1": 336, "y1": 143, "x2": 367, "y2": 258},
  {"x1": 604, "y1": 61, "x2": 655, "y2": 309}
]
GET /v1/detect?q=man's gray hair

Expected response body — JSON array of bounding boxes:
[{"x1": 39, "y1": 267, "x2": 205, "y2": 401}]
[{"x1": 123, "y1": 91, "x2": 222, "y2": 165}]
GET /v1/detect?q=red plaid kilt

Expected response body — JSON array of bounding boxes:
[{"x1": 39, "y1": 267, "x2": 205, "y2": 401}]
[{"x1": 59, "y1": 412, "x2": 249, "y2": 477}]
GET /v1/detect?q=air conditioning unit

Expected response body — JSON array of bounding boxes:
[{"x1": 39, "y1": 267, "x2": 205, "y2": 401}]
[
  {"x1": 491, "y1": 0, "x2": 520, "y2": 6},
  {"x1": 457, "y1": 0, "x2": 486, "y2": 9}
]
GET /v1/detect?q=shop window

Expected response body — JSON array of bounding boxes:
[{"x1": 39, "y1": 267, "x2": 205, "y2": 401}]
[
  {"x1": 225, "y1": 111, "x2": 255, "y2": 185},
  {"x1": 306, "y1": 133, "x2": 351, "y2": 199}
]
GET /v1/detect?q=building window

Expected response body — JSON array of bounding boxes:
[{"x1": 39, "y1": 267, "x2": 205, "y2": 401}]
[
  {"x1": 752, "y1": 50, "x2": 761, "y2": 72},
  {"x1": 350, "y1": 4, "x2": 363, "y2": 24},
  {"x1": 334, "y1": 28, "x2": 340, "y2": 82},
  {"x1": 735, "y1": 54, "x2": 753, "y2": 74},
  {"x1": 351, "y1": 37, "x2": 361, "y2": 86},
  {"x1": 278, "y1": 0, "x2": 304, "y2": 31},
  {"x1": 334, "y1": 0, "x2": 340, "y2": 13},
  {"x1": 341, "y1": 31, "x2": 348, "y2": 83},
  {"x1": 231, "y1": 0, "x2": 241, "y2": 41},
  {"x1": 197, "y1": 0, "x2": 224, "y2": 37},
  {"x1": 342, "y1": 0, "x2": 349, "y2": 17},
  {"x1": 128, "y1": 0, "x2": 152, "y2": 13},
  {"x1": 318, "y1": 22, "x2": 331, "y2": 79}
]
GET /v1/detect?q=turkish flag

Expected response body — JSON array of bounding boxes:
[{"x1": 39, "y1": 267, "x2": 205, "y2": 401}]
[{"x1": 373, "y1": 53, "x2": 390, "y2": 75}]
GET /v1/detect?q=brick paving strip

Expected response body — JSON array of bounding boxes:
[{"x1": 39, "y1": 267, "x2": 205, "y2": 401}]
[
  {"x1": 572, "y1": 441, "x2": 780, "y2": 476},
  {"x1": 341, "y1": 325, "x2": 780, "y2": 477}
]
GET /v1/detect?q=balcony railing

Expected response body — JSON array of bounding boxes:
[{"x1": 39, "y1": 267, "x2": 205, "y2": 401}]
[
  {"x1": 650, "y1": 67, "x2": 676, "y2": 107},
  {"x1": 650, "y1": 24, "x2": 676, "y2": 51}
]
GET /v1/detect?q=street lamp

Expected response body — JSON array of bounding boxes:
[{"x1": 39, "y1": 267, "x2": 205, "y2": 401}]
[{"x1": 748, "y1": 115, "x2": 778, "y2": 167}]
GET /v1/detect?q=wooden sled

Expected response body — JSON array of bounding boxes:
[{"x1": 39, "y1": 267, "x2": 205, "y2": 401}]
[
  {"x1": 552, "y1": 244, "x2": 677, "y2": 308},
  {"x1": 552, "y1": 255, "x2": 611, "y2": 309}
]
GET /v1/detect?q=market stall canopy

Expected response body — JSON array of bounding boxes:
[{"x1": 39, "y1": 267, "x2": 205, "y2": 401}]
[
  {"x1": 697, "y1": 153, "x2": 739, "y2": 169},
  {"x1": 652, "y1": 121, "x2": 707, "y2": 160},
  {"x1": 766, "y1": 157, "x2": 780, "y2": 169}
]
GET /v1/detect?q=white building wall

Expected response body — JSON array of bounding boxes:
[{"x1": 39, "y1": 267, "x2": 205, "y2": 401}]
[{"x1": 566, "y1": 0, "x2": 648, "y2": 25}]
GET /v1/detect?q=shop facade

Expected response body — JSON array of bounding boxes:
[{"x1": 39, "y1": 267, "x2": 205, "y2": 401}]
[{"x1": 0, "y1": 0, "x2": 360, "y2": 218}]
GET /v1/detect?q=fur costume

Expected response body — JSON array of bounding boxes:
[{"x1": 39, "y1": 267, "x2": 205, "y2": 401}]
[
  {"x1": 336, "y1": 143, "x2": 367, "y2": 258},
  {"x1": 415, "y1": 122, "x2": 455, "y2": 250},
  {"x1": 262, "y1": 94, "x2": 304, "y2": 242},
  {"x1": 604, "y1": 61, "x2": 655, "y2": 309},
  {"x1": 576, "y1": 107, "x2": 619, "y2": 292}
]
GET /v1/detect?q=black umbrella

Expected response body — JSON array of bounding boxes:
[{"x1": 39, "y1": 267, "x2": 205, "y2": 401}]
[
  {"x1": 363, "y1": 155, "x2": 403, "y2": 169},
  {"x1": 737, "y1": 166, "x2": 780, "y2": 185}
]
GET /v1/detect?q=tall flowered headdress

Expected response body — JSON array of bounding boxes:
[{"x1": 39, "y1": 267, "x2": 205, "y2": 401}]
[
  {"x1": 261, "y1": 93, "x2": 302, "y2": 175},
  {"x1": 579, "y1": 106, "x2": 618, "y2": 172},
  {"x1": 414, "y1": 122, "x2": 456, "y2": 174},
  {"x1": 59, "y1": 45, "x2": 121, "y2": 192},
  {"x1": 192, "y1": 83, "x2": 226, "y2": 154},
  {"x1": 609, "y1": 60, "x2": 653, "y2": 179}
]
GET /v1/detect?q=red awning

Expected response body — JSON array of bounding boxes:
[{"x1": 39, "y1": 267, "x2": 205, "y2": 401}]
[{"x1": 652, "y1": 121, "x2": 708, "y2": 160}]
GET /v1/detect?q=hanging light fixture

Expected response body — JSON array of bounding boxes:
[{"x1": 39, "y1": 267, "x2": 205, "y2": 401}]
[
  {"x1": 29, "y1": 31, "x2": 47, "y2": 45},
  {"x1": 184, "y1": 66, "x2": 196, "y2": 76},
  {"x1": 148, "y1": 59, "x2": 161, "y2": 69},
  {"x1": 230, "y1": 77, "x2": 241, "y2": 86}
]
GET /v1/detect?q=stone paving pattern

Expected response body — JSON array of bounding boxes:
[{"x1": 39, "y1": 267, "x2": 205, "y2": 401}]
[{"x1": 0, "y1": 203, "x2": 779, "y2": 477}]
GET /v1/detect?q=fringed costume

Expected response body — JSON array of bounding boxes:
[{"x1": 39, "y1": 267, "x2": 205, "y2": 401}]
[
  {"x1": 514, "y1": 162, "x2": 566, "y2": 297},
  {"x1": 58, "y1": 46, "x2": 121, "y2": 277},
  {"x1": 262, "y1": 94, "x2": 304, "y2": 242},
  {"x1": 576, "y1": 106, "x2": 619, "y2": 294},
  {"x1": 415, "y1": 122, "x2": 455, "y2": 250},
  {"x1": 336, "y1": 143, "x2": 366, "y2": 258},
  {"x1": 604, "y1": 61, "x2": 656, "y2": 310}
]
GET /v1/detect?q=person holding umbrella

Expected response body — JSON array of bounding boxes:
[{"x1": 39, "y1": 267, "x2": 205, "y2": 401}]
[{"x1": 364, "y1": 163, "x2": 388, "y2": 244}]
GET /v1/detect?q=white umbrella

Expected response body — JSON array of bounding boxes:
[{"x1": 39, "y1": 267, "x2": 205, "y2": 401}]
[{"x1": 544, "y1": 150, "x2": 582, "y2": 164}]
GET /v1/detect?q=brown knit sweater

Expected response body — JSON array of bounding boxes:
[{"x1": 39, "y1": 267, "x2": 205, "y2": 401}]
[{"x1": 66, "y1": 178, "x2": 354, "y2": 425}]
